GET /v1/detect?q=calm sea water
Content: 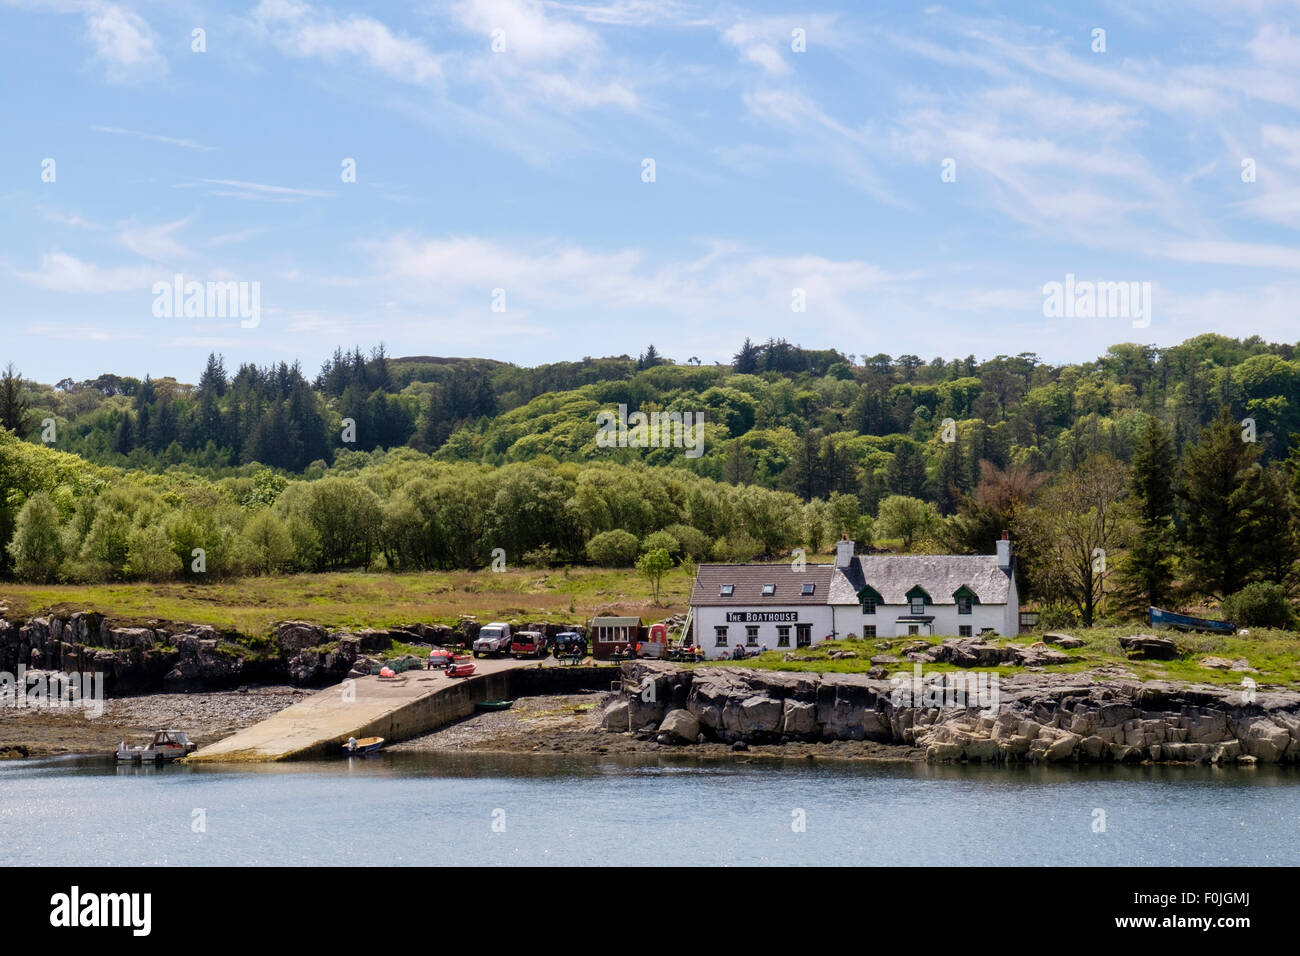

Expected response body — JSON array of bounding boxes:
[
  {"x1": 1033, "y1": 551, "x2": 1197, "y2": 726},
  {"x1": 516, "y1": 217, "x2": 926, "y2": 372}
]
[{"x1": 2, "y1": 753, "x2": 1297, "y2": 866}]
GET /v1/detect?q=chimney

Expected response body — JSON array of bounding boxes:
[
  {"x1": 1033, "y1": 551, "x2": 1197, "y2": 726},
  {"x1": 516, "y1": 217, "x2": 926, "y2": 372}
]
[
  {"x1": 996, "y1": 531, "x2": 1012, "y2": 571},
  {"x1": 835, "y1": 532, "x2": 854, "y2": 569}
]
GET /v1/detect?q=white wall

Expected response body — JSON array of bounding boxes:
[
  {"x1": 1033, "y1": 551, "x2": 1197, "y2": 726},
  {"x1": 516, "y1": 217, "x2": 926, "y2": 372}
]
[
  {"x1": 691, "y1": 605, "x2": 838, "y2": 659},
  {"x1": 835, "y1": 603, "x2": 1010, "y2": 639},
  {"x1": 693, "y1": 600, "x2": 1013, "y2": 656}
]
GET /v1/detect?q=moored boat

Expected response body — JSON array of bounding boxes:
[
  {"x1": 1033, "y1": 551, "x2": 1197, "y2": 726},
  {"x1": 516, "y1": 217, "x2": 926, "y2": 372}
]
[
  {"x1": 114, "y1": 730, "x2": 196, "y2": 763},
  {"x1": 342, "y1": 736, "x2": 384, "y2": 754},
  {"x1": 1149, "y1": 606, "x2": 1235, "y2": 634},
  {"x1": 475, "y1": 699, "x2": 513, "y2": 711}
]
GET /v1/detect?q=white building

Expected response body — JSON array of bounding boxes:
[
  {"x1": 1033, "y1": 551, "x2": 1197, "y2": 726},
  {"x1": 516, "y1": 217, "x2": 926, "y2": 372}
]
[{"x1": 689, "y1": 534, "x2": 1019, "y2": 660}]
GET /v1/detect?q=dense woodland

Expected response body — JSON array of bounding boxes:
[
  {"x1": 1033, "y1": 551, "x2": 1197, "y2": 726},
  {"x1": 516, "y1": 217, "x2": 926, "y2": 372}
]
[{"x1": 2, "y1": 333, "x2": 1299, "y2": 629}]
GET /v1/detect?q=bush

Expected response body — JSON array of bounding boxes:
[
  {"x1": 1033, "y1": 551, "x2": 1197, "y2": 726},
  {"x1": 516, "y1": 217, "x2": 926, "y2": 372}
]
[
  {"x1": 242, "y1": 509, "x2": 294, "y2": 575},
  {"x1": 6, "y1": 492, "x2": 64, "y2": 582},
  {"x1": 641, "y1": 529, "x2": 679, "y2": 556},
  {"x1": 522, "y1": 545, "x2": 559, "y2": 569},
  {"x1": 585, "y1": 529, "x2": 639, "y2": 566},
  {"x1": 1036, "y1": 604, "x2": 1080, "y2": 629},
  {"x1": 124, "y1": 524, "x2": 182, "y2": 580},
  {"x1": 1223, "y1": 583, "x2": 1296, "y2": 629},
  {"x1": 664, "y1": 523, "x2": 711, "y2": 561}
]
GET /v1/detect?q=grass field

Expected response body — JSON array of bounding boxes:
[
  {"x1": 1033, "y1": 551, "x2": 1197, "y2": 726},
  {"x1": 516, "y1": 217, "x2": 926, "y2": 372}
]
[
  {"x1": 732, "y1": 628, "x2": 1300, "y2": 686},
  {"x1": 0, "y1": 566, "x2": 693, "y2": 637}
]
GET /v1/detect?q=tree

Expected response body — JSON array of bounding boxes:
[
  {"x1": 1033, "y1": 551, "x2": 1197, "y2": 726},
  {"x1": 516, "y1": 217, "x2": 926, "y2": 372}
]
[
  {"x1": 0, "y1": 364, "x2": 32, "y2": 437},
  {"x1": 733, "y1": 338, "x2": 760, "y2": 375},
  {"x1": 1116, "y1": 417, "x2": 1176, "y2": 611},
  {"x1": 6, "y1": 492, "x2": 64, "y2": 581},
  {"x1": 637, "y1": 547, "x2": 673, "y2": 605},
  {"x1": 637, "y1": 344, "x2": 664, "y2": 370},
  {"x1": 887, "y1": 442, "x2": 928, "y2": 498},
  {"x1": 1255, "y1": 466, "x2": 1298, "y2": 586},
  {"x1": 124, "y1": 524, "x2": 182, "y2": 580},
  {"x1": 876, "y1": 495, "x2": 941, "y2": 550},
  {"x1": 585, "y1": 529, "x2": 639, "y2": 566},
  {"x1": 1015, "y1": 456, "x2": 1132, "y2": 625},
  {"x1": 1178, "y1": 409, "x2": 1266, "y2": 599},
  {"x1": 1222, "y1": 582, "x2": 1296, "y2": 629},
  {"x1": 947, "y1": 460, "x2": 1046, "y2": 555},
  {"x1": 722, "y1": 441, "x2": 755, "y2": 485},
  {"x1": 242, "y1": 509, "x2": 294, "y2": 574}
]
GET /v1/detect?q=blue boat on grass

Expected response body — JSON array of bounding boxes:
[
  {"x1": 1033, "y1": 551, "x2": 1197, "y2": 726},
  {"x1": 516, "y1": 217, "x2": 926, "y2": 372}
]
[{"x1": 1149, "y1": 606, "x2": 1235, "y2": 634}]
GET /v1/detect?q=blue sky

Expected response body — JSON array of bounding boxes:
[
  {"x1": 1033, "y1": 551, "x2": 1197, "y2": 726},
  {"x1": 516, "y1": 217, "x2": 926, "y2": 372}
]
[{"x1": 2, "y1": 0, "x2": 1299, "y2": 384}]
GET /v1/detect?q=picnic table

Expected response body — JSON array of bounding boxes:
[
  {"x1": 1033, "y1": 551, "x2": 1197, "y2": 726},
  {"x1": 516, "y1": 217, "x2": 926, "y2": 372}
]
[{"x1": 557, "y1": 654, "x2": 584, "y2": 666}]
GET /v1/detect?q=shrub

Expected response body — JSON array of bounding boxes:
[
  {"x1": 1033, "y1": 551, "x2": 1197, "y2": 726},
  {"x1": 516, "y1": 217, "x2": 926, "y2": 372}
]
[
  {"x1": 664, "y1": 523, "x2": 711, "y2": 561},
  {"x1": 585, "y1": 529, "x2": 639, "y2": 566},
  {"x1": 1223, "y1": 583, "x2": 1296, "y2": 629},
  {"x1": 641, "y1": 529, "x2": 679, "y2": 556},
  {"x1": 6, "y1": 492, "x2": 64, "y2": 582}
]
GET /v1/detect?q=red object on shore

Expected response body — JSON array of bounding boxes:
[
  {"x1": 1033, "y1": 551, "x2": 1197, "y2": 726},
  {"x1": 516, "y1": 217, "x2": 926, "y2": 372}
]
[{"x1": 446, "y1": 662, "x2": 477, "y2": 678}]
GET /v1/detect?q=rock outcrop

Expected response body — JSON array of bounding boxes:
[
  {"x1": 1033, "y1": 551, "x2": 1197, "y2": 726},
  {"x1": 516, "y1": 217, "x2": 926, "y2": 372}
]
[{"x1": 606, "y1": 661, "x2": 1300, "y2": 765}]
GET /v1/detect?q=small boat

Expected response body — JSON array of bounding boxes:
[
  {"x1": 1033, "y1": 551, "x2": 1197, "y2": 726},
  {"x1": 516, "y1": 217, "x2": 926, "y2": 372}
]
[
  {"x1": 446, "y1": 661, "x2": 477, "y2": 678},
  {"x1": 342, "y1": 736, "x2": 384, "y2": 755},
  {"x1": 1149, "y1": 606, "x2": 1235, "y2": 634},
  {"x1": 475, "y1": 699, "x2": 513, "y2": 712},
  {"x1": 115, "y1": 730, "x2": 196, "y2": 763}
]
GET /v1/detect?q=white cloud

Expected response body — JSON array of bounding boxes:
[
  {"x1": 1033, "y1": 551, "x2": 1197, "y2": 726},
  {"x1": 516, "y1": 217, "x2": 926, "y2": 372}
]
[
  {"x1": 198, "y1": 178, "x2": 333, "y2": 201},
  {"x1": 84, "y1": 1, "x2": 162, "y2": 78},
  {"x1": 723, "y1": 22, "x2": 789, "y2": 76},
  {"x1": 452, "y1": 0, "x2": 599, "y2": 61},
  {"x1": 16, "y1": 251, "x2": 161, "y2": 293},
  {"x1": 91, "y1": 125, "x2": 215, "y2": 151},
  {"x1": 118, "y1": 218, "x2": 191, "y2": 262},
  {"x1": 3, "y1": 0, "x2": 164, "y2": 80},
  {"x1": 254, "y1": 0, "x2": 442, "y2": 85}
]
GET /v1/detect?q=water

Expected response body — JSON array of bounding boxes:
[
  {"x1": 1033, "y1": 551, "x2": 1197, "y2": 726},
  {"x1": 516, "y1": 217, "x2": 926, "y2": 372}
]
[{"x1": 3, "y1": 753, "x2": 1298, "y2": 866}]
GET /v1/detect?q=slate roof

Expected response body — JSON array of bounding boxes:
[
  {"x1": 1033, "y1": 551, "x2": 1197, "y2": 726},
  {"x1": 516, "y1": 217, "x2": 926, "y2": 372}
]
[
  {"x1": 590, "y1": 616, "x2": 641, "y2": 626},
  {"x1": 828, "y1": 555, "x2": 1011, "y2": 606},
  {"x1": 690, "y1": 564, "x2": 839, "y2": 606}
]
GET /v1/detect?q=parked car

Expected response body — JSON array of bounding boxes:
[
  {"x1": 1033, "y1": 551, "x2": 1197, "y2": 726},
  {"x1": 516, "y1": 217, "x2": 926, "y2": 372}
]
[
  {"x1": 552, "y1": 631, "x2": 588, "y2": 658},
  {"x1": 510, "y1": 630, "x2": 548, "y2": 658},
  {"x1": 473, "y1": 622, "x2": 513, "y2": 658}
]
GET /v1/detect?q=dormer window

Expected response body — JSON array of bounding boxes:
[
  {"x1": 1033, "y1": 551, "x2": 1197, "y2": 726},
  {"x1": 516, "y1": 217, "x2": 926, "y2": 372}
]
[
  {"x1": 801, "y1": 583, "x2": 815, "y2": 595},
  {"x1": 957, "y1": 595, "x2": 972, "y2": 615},
  {"x1": 720, "y1": 584, "x2": 734, "y2": 597},
  {"x1": 905, "y1": 586, "x2": 931, "y2": 617},
  {"x1": 761, "y1": 584, "x2": 776, "y2": 596}
]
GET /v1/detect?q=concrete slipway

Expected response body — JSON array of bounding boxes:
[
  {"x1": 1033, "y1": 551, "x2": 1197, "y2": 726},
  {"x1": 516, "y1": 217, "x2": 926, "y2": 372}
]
[{"x1": 188, "y1": 657, "x2": 535, "y2": 762}]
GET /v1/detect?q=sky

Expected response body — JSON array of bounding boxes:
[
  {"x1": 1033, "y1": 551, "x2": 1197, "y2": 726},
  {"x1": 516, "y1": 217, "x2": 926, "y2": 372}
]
[{"x1": 2, "y1": 0, "x2": 1299, "y2": 384}]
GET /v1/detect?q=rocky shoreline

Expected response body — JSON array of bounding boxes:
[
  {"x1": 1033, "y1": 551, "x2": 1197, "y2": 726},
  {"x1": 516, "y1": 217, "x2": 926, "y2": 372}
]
[
  {"x1": 601, "y1": 661, "x2": 1300, "y2": 765},
  {"x1": 0, "y1": 686, "x2": 307, "y2": 758},
  {"x1": 5, "y1": 605, "x2": 1299, "y2": 767},
  {"x1": 391, "y1": 692, "x2": 924, "y2": 762}
]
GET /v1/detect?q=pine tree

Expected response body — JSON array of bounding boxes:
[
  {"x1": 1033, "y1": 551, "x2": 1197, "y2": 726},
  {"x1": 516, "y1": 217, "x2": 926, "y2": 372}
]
[
  {"x1": 1117, "y1": 417, "x2": 1176, "y2": 611},
  {"x1": 1177, "y1": 408, "x2": 1266, "y2": 599},
  {"x1": 0, "y1": 363, "x2": 32, "y2": 436},
  {"x1": 113, "y1": 413, "x2": 135, "y2": 455},
  {"x1": 733, "y1": 338, "x2": 760, "y2": 375},
  {"x1": 199, "y1": 352, "x2": 228, "y2": 396}
]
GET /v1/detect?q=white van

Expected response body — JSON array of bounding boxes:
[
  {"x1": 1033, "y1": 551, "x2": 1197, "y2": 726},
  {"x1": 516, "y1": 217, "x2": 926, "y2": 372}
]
[{"x1": 473, "y1": 622, "x2": 513, "y2": 657}]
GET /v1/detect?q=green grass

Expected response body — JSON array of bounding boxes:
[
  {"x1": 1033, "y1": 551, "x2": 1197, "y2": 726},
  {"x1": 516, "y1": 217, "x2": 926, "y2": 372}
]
[
  {"x1": 722, "y1": 628, "x2": 1300, "y2": 687},
  {"x1": 0, "y1": 566, "x2": 693, "y2": 639}
]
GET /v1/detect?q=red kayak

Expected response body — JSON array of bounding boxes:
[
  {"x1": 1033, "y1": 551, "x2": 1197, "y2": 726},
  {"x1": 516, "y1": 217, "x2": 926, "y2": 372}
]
[{"x1": 445, "y1": 662, "x2": 477, "y2": 678}]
